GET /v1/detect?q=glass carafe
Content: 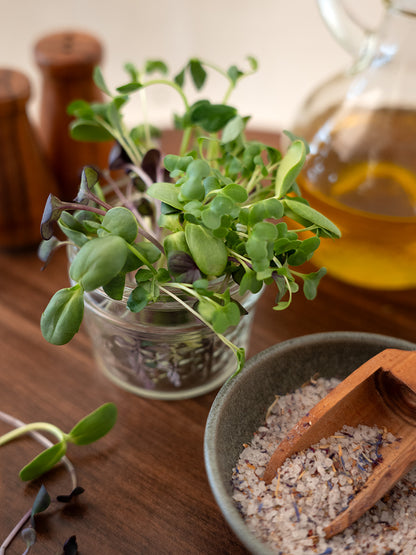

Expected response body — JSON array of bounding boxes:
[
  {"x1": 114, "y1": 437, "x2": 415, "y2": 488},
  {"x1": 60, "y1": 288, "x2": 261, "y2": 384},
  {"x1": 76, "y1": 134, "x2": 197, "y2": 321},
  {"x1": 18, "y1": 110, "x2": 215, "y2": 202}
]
[{"x1": 294, "y1": 0, "x2": 416, "y2": 289}]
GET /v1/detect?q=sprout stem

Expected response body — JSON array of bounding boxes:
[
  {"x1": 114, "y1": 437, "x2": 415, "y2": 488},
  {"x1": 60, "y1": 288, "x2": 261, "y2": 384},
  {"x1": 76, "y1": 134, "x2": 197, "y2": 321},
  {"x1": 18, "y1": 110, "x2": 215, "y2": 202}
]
[
  {"x1": 0, "y1": 421, "x2": 64, "y2": 446},
  {"x1": 159, "y1": 284, "x2": 242, "y2": 365},
  {"x1": 0, "y1": 508, "x2": 31, "y2": 555},
  {"x1": 0, "y1": 411, "x2": 77, "y2": 489}
]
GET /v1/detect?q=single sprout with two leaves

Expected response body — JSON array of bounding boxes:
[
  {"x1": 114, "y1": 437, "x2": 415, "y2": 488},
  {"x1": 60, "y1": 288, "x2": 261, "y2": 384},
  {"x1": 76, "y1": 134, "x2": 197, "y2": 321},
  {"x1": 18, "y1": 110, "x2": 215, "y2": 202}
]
[
  {"x1": 0, "y1": 403, "x2": 117, "y2": 553},
  {"x1": 39, "y1": 57, "x2": 341, "y2": 375}
]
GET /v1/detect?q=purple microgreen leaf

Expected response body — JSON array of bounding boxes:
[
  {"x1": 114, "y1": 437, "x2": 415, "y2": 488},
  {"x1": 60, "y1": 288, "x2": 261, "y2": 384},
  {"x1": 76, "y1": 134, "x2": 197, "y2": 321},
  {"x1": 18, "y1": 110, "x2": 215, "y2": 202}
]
[
  {"x1": 74, "y1": 166, "x2": 100, "y2": 203},
  {"x1": 141, "y1": 149, "x2": 162, "y2": 182},
  {"x1": 168, "y1": 251, "x2": 201, "y2": 283},
  {"x1": 108, "y1": 142, "x2": 131, "y2": 170},
  {"x1": 37, "y1": 237, "x2": 61, "y2": 266},
  {"x1": 63, "y1": 535, "x2": 78, "y2": 555},
  {"x1": 30, "y1": 485, "x2": 51, "y2": 526},
  {"x1": 56, "y1": 486, "x2": 85, "y2": 503},
  {"x1": 40, "y1": 194, "x2": 67, "y2": 240}
]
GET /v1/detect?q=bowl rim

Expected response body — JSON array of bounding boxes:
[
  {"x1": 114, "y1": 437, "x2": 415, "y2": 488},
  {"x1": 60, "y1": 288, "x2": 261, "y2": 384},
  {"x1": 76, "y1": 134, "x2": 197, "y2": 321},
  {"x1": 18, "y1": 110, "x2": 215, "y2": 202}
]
[{"x1": 204, "y1": 331, "x2": 416, "y2": 554}]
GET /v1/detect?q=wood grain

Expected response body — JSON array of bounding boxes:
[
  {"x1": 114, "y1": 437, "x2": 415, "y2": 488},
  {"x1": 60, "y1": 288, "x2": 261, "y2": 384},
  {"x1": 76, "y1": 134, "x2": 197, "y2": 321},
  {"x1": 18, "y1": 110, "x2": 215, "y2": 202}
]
[{"x1": 1, "y1": 130, "x2": 416, "y2": 553}]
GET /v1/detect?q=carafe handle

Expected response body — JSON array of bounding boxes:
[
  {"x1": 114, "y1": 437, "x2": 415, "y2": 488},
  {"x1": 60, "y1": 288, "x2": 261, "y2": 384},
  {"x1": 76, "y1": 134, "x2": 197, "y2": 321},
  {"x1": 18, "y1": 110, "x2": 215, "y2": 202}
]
[{"x1": 317, "y1": 0, "x2": 376, "y2": 59}]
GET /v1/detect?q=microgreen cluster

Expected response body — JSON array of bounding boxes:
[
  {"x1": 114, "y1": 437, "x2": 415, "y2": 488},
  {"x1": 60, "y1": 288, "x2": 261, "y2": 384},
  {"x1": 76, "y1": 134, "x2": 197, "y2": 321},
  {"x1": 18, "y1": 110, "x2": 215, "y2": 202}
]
[{"x1": 39, "y1": 58, "x2": 340, "y2": 374}]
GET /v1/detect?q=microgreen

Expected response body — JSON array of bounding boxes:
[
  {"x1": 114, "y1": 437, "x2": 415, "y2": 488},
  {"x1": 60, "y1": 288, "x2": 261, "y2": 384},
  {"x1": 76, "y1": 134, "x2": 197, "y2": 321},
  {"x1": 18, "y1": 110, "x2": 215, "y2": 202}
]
[
  {"x1": 40, "y1": 57, "x2": 340, "y2": 375},
  {"x1": 0, "y1": 403, "x2": 117, "y2": 481},
  {"x1": 0, "y1": 404, "x2": 115, "y2": 554}
]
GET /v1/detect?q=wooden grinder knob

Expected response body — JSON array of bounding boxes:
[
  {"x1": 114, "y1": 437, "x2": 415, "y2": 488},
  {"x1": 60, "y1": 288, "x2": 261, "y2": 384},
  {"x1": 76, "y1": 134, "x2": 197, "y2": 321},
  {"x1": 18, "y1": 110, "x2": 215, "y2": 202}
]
[
  {"x1": 0, "y1": 69, "x2": 58, "y2": 250},
  {"x1": 34, "y1": 31, "x2": 112, "y2": 200}
]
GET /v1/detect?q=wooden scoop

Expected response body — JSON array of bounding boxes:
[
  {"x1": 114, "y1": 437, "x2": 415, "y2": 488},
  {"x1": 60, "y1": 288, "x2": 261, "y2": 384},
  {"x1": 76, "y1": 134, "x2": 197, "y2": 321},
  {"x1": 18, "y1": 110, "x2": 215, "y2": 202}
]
[{"x1": 263, "y1": 349, "x2": 416, "y2": 538}]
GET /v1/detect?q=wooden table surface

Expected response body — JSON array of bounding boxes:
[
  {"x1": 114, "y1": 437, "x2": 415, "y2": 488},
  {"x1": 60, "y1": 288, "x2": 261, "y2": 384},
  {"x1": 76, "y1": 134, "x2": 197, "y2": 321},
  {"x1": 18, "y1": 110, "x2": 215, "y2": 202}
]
[{"x1": 1, "y1": 132, "x2": 416, "y2": 554}]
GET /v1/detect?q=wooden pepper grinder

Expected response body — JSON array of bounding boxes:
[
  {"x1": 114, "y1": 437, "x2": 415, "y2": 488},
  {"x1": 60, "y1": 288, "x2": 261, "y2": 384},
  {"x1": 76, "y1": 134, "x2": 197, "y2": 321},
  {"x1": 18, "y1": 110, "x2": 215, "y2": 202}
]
[
  {"x1": 34, "y1": 31, "x2": 112, "y2": 200},
  {"x1": 0, "y1": 69, "x2": 58, "y2": 250}
]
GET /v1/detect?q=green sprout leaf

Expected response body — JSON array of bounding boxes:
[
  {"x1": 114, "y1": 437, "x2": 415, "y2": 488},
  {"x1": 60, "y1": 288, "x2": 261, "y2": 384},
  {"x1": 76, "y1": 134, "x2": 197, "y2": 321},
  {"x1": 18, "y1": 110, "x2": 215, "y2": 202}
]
[
  {"x1": 227, "y1": 65, "x2": 244, "y2": 85},
  {"x1": 282, "y1": 198, "x2": 341, "y2": 238},
  {"x1": 189, "y1": 59, "x2": 207, "y2": 90},
  {"x1": 68, "y1": 403, "x2": 117, "y2": 446},
  {"x1": 275, "y1": 139, "x2": 308, "y2": 198},
  {"x1": 221, "y1": 115, "x2": 245, "y2": 143},
  {"x1": 147, "y1": 182, "x2": 183, "y2": 210},
  {"x1": 93, "y1": 66, "x2": 112, "y2": 96},
  {"x1": 189, "y1": 100, "x2": 237, "y2": 133},
  {"x1": 145, "y1": 59, "x2": 169, "y2": 75},
  {"x1": 132, "y1": 241, "x2": 162, "y2": 265},
  {"x1": 222, "y1": 183, "x2": 248, "y2": 203},
  {"x1": 69, "y1": 236, "x2": 129, "y2": 291},
  {"x1": 40, "y1": 285, "x2": 84, "y2": 345},
  {"x1": 185, "y1": 223, "x2": 228, "y2": 276},
  {"x1": 174, "y1": 67, "x2": 185, "y2": 88},
  {"x1": 69, "y1": 118, "x2": 114, "y2": 142},
  {"x1": 239, "y1": 269, "x2": 263, "y2": 295},
  {"x1": 247, "y1": 56, "x2": 258, "y2": 70},
  {"x1": 212, "y1": 301, "x2": 241, "y2": 334},
  {"x1": 58, "y1": 217, "x2": 89, "y2": 247},
  {"x1": 127, "y1": 285, "x2": 149, "y2": 312},
  {"x1": 101, "y1": 206, "x2": 138, "y2": 243},
  {"x1": 116, "y1": 82, "x2": 142, "y2": 94},
  {"x1": 235, "y1": 347, "x2": 246, "y2": 372},
  {"x1": 20, "y1": 442, "x2": 67, "y2": 482},
  {"x1": 67, "y1": 99, "x2": 93, "y2": 117},
  {"x1": 302, "y1": 267, "x2": 327, "y2": 300},
  {"x1": 124, "y1": 62, "x2": 139, "y2": 81},
  {"x1": 103, "y1": 273, "x2": 126, "y2": 300}
]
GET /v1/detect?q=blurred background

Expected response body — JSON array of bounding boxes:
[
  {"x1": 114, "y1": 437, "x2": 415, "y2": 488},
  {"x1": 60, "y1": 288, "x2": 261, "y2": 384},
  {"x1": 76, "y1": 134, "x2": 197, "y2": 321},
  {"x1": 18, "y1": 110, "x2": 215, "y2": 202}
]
[{"x1": 1, "y1": 0, "x2": 382, "y2": 132}]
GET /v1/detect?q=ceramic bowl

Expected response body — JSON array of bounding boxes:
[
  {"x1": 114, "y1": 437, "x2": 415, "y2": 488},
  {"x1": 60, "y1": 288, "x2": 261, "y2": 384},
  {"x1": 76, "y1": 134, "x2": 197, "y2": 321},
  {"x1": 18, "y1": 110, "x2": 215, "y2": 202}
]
[{"x1": 204, "y1": 331, "x2": 416, "y2": 554}]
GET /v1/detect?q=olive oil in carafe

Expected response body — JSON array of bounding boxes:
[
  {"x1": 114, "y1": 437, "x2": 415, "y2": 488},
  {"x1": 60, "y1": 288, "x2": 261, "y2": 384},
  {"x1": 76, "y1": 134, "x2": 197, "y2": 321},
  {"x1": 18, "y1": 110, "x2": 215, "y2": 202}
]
[{"x1": 298, "y1": 107, "x2": 416, "y2": 289}]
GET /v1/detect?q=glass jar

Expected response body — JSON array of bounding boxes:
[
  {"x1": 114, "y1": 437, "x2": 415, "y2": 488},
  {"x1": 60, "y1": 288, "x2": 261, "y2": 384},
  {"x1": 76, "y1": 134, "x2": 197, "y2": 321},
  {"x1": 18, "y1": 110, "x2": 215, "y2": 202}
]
[
  {"x1": 82, "y1": 280, "x2": 261, "y2": 400},
  {"x1": 294, "y1": 0, "x2": 416, "y2": 289}
]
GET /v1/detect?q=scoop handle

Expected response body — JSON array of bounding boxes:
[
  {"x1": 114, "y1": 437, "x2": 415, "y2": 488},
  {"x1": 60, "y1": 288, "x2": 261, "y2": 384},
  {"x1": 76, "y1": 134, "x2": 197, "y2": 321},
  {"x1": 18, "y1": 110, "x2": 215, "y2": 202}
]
[{"x1": 324, "y1": 431, "x2": 416, "y2": 538}]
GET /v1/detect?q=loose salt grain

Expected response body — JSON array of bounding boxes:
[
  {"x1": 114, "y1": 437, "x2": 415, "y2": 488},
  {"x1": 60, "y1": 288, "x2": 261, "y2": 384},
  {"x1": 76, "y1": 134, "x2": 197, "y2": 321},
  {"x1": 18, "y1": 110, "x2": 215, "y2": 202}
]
[{"x1": 232, "y1": 377, "x2": 416, "y2": 554}]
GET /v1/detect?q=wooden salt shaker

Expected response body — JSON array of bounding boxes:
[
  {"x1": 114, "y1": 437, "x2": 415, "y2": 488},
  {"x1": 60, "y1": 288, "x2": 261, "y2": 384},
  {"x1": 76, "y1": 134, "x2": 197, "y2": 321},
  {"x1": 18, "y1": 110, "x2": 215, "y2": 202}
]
[
  {"x1": 0, "y1": 69, "x2": 58, "y2": 250},
  {"x1": 34, "y1": 31, "x2": 112, "y2": 200}
]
